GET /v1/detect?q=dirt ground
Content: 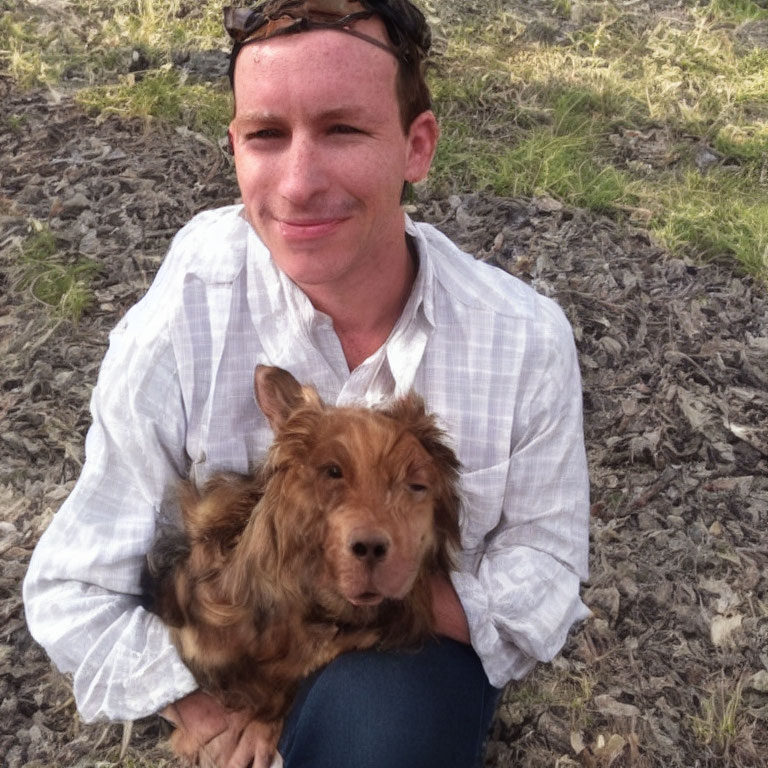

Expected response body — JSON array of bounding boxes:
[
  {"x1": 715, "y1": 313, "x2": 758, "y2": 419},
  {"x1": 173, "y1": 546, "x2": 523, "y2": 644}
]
[{"x1": 1, "y1": 10, "x2": 768, "y2": 766}]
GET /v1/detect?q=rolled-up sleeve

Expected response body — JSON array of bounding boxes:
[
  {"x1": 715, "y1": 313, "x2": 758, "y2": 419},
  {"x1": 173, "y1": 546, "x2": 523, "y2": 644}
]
[
  {"x1": 452, "y1": 304, "x2": 590, "y2": 688},
  {"x1": 23, "y1": 258, "x2": 199, "y2": 722}
]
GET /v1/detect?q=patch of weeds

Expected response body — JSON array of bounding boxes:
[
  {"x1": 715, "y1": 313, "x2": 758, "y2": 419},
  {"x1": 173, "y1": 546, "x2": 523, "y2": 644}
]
[
  {"x1": 703, "y1": 0, "x2": 768, "y2": 23},
  {"x1": 713, "y1": 123, "x2": 768, "y2": 165},
  {"x1": 17, "y1": 226, "x2": 101, "y2": 322},
  {"x1": 500, "y1": 668, "x2": 596, "y2": 733},
  {"x1": 429, "y1": 116, "x2": 497, "y2": 194},
  {"x1": 432, "y1": 88, "x2": 637, "y2": 212},
  {"x1": 71, "y1": 0, "x2": 228, "y2": 70},
  {"x1": 637, "y1": 19, "x2": 768, "y2": 134},
  {"x1": 1, "y1": 0, "x2": 229, "y2": 88},
  {"x1": 76, "y1": 68, "x2": 231, "y2": 140},
  {"x1": 4, "y1": 36, "x2": 64, "y2": 88},
  {"x1": 690, "y1": 674, "x2": 751, "y2": 757},
  {"x1": 541, "y1": 667, "x2": 596, "y2": 729},
  {"x1": 650, "y1": 169, "x2": 768, "y2": 274},
  {"x1": 490, "y1": 130, "x2": 634, "y2": 212},
  {"x1": 562, "y1": 672, "x2": 596, "y2": 727},
  {"x1": 4, "y1": 113, "x2": 28, "y2": 134},
  {"x1": 427, "y1": 2, "x2": 768, "y2": 279},
  {"x1": 552, "y1": 0, "x2": 572, "y2": 20},
  {"x1": 0, "y1": 7, "x2": 90, "y2": 87}
]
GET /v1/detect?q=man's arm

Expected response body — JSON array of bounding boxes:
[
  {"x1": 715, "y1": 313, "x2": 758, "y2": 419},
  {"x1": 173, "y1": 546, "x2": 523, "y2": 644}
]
[
  {"x1": 450, "y1": 301, "x2": 591, "y2": 688},
  {"x1": 430, "y1": 573, "x2": 470, "y2": 644},
  {"x1": 22, "y1": 271, "x2": 199, "y2": 722}
]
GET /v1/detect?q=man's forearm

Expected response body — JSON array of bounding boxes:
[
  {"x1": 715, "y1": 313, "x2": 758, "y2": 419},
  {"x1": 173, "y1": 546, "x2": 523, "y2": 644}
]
[{"x1": 430, "y1": 573, "x2": 471, "y2": 644}]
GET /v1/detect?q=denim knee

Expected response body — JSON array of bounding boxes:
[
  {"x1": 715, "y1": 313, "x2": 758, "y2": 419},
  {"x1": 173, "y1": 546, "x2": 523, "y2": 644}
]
[{"x1": 278, "y1": 639, "x2": 500, "y2": 768}]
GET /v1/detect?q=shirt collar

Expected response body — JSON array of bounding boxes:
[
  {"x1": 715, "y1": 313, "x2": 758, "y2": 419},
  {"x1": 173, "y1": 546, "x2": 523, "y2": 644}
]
[
  {"x1": 244, "y1": 211, "x2": 436, "y2": 397},
  {"x1": 405, "y1": 214, "x2": 435, "y2": 329}
]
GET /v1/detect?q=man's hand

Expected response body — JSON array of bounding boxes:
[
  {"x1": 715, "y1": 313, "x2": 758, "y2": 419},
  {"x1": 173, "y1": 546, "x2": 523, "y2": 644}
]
[
  {"x1": 161, "y1": 690, "x2": 282, "y2": 768},
  {"x1": 430, "y1": 573, "x2": 471, "y2": 644}
]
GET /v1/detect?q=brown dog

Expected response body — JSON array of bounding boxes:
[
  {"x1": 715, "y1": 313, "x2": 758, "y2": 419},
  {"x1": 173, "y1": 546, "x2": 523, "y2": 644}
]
[{"x1": 143, "y1": 365, "x2": 461, "y2": 765}]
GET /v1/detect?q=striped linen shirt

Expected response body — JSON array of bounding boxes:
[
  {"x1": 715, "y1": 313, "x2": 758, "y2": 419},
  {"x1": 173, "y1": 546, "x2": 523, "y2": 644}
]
[{"x1": 23, "y1": 205, "x2": 590, "y2": 722}]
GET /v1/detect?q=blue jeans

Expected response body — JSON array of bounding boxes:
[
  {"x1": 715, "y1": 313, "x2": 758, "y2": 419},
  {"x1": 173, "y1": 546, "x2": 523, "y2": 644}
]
[{"x1": 277, "y1": 638, "x2": 501, "y2": 768}]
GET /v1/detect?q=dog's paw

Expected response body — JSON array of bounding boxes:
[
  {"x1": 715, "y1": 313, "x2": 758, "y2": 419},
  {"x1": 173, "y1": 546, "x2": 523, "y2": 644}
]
[
  {"x1": 168, "y1": 725, "x2": 200, "y2": 763},
  {"x1": 240, "y1": 718, "x2": 283, "y2": 768}
]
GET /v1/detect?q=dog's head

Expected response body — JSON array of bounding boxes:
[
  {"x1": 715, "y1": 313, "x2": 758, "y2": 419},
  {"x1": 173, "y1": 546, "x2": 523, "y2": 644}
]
[{"x1": 250, "y1": 366, "x2": 461, "y2": 612}]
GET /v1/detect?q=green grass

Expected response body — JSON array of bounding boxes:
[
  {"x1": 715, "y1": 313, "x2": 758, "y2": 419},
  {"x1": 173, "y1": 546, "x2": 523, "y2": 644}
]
[
  {"x1": 1, "y1": 0, "x2": 767, "y2": 280},
  {"x1": 428, "y1": 0, "x2": 768, "y2": 279},
  {"x1": 0, "y1": 0, "x2": 229, "y2": 87},
  {"x1": 690, "y1": 675, "x2": 749, "y2": 757},
  {"x1": 75, "y1": 68, "x2": 232, "y2": 138},
  {"x1": 17, "y1": 226, "x2": 101, "y2": 322}
]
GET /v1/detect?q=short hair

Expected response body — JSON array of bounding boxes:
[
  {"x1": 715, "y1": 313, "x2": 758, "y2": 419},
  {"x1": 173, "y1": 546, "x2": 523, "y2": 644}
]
[{"x1": 225, "y1": 0, "x2": 433, "y2": 132}]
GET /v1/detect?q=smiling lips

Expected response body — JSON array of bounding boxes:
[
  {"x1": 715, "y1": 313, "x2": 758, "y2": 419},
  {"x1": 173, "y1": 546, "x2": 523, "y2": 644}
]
[{"x1": 278, "y1": 217, "x2": 348, "y2": 240}]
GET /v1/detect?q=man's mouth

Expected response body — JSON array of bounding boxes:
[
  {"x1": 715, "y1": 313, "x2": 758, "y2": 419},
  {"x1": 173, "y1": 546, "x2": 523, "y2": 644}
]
[{"x1": 277, "y1": 217, "x2": 347, "y2": 240}]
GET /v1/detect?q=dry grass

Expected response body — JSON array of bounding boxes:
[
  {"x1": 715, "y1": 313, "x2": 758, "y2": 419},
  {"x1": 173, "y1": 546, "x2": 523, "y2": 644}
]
[{"x1": 428, "y1": 0, "x2": 768, "y2": 279}]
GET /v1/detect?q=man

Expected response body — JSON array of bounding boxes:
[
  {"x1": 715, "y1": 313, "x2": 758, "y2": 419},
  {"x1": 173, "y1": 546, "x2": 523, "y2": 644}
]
[{"x1": 23, "y1": 1, "x2": 591, "y2": 766}]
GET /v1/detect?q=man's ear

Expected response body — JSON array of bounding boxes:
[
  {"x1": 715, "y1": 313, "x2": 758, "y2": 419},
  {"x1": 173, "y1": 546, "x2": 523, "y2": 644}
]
[{"x1": 404, "y1": 110, "x2": 440, "y2": 184}]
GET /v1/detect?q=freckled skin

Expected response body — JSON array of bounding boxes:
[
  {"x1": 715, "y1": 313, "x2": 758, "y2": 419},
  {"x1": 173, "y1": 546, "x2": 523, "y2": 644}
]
[{"x1": 226, "y1": 19, "x2": 439, "y2": 370}]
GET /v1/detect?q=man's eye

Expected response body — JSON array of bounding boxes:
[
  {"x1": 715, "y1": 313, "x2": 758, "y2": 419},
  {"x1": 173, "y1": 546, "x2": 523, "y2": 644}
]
[
  {"x1": 246, "y1": 129, "x2": 282, "y2": 140},
  {"x1": 330, "y1": 125, "x2": 360, "y2": 135}
]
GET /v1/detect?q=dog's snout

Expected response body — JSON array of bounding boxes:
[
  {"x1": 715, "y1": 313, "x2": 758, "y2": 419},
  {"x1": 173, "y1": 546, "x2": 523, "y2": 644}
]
[{"x1": 349, "y1": 530, "x2": 390, "y2": 563}]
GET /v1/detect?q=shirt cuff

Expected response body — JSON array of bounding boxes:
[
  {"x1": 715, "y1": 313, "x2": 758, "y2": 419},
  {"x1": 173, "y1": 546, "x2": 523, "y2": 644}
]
[{"x1": 451, "y1": 569, "x2": 591, "y2": 689}]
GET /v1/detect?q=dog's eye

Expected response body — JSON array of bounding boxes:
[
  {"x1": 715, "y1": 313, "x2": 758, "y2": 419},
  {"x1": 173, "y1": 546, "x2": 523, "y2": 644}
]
[
  {"x1": 408, "y1": 483, "x2": 428, "y2": 493},
  {"x1": 323, "y1": 463, "x2": 344, "y2": 479}
]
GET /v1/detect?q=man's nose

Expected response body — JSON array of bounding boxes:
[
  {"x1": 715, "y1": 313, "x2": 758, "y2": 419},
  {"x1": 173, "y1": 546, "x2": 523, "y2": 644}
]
[{"x1": 278, "y1": 134, "x2": 328, "y2": 205}]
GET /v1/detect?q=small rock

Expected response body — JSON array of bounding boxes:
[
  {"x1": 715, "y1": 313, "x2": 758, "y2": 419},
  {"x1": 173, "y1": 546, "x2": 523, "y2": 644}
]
[
  {"x1": 593, "y1": 694, "x2": 641, "y2": 718},
  {"x1": 747, "y1": 670, "x2": 768, "y2": 693}
]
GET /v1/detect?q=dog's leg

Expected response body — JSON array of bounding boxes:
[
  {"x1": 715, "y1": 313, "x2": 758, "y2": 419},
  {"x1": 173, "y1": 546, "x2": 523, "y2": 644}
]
[
  {"x1": 168, "y1": 724, "x2": 201, "y2": 764},
  {"x1": 304, "y1": 627, "x2": 381, "y2": 674},
  {"x1": 239, "y1": 718, "x2": 283, "y2": 768}
]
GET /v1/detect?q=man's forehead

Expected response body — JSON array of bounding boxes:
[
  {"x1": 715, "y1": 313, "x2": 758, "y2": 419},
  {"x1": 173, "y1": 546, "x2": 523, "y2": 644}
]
[
  {"x1": 232, "y1": 22, "x2": 398, "y2": 100},
  {"x1": 235, "y1": 15, "x2": 395, "y2": 70}
]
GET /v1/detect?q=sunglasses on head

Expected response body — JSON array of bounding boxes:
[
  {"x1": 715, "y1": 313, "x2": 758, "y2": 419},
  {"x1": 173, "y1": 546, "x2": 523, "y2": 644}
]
[{"x1": 223, "y1": 0, "x2": 430, "y2": 68}]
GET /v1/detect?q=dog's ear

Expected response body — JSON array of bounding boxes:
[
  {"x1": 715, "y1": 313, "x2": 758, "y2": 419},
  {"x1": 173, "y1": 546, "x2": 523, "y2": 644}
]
[
  {"x1": 383, "y1": 394, "x2": 460, "y2": 481},
  {"x1": 254, "y1": 366, "x2": 321, "y2": 431}
]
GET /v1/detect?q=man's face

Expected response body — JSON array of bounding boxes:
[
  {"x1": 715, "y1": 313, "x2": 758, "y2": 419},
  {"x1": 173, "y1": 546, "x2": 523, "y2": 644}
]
[{"x1": 229, "y1": 18, "x2": 437, "y2": 296}]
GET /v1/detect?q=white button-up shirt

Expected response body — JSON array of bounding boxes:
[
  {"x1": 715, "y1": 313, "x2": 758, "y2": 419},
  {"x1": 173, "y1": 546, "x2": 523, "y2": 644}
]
[{"x1": 23, "y1": 206, "x2": 590, "y2": 722}]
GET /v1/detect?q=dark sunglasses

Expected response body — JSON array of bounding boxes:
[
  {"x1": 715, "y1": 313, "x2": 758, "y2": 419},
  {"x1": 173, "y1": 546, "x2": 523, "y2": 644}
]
[{"x1": 223, "y1": 0, "x2": 431, "y2": 70}]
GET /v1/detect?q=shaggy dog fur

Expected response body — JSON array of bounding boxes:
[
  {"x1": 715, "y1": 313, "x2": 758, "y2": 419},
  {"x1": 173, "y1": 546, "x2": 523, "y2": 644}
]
[{"x1": 143, "y1": 365, "x2": 461, "y2": 764}]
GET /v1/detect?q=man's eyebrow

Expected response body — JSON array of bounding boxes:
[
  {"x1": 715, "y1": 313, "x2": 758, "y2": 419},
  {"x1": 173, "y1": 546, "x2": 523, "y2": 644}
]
[
  {"x1": 232, "y1": 111, "x2": 281, "y2": 126},
  {"x1": 233, "y1": 106, "x2": 377, "y2": 126},
  {"x1": 315, "y1": 106, "x2": 372, "y2": 122}
]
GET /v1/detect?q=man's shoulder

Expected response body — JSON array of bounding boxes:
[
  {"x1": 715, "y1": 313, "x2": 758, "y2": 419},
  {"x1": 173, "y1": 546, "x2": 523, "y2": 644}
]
[
  {"x1": 165, "y1": 204, "x2": 250, "y2": 283},
  {"x1": 415, "y1": 221, "x2": 568, "y2": 329},
  {"x1": 110, "y1": 205, "x2": 250, "y2": 344}
]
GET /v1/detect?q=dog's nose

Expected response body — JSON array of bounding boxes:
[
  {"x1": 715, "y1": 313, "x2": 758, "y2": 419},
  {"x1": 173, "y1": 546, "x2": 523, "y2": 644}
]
[{"x1": 350, "y1": 531, "x2": 390, "y2": 564}]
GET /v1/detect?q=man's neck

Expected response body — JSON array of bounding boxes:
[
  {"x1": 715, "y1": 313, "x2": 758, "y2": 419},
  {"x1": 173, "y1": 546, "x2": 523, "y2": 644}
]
[{"x1": 301, "y1": 237, "x2": 417, "y2": 372}]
